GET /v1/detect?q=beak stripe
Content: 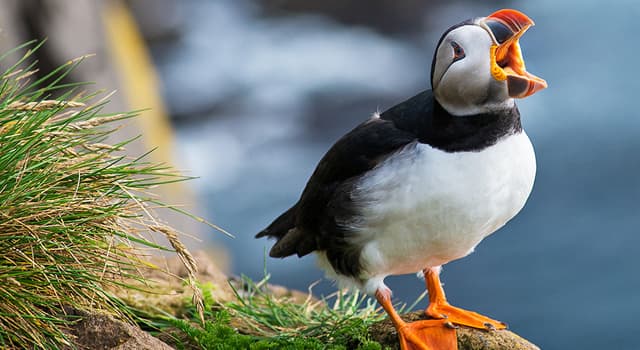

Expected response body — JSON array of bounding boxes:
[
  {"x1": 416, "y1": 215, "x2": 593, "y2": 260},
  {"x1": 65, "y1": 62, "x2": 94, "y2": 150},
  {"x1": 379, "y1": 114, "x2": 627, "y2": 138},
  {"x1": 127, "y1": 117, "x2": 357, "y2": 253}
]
[
  {"x1": 485, "y1": 20, "x2": 512, "y2": 44},
  {"x1": 484, "y1": 9, "x2": 548, "y2": 98},
  {"x1": 486, "y1": 9, "x2": 535, "y2": 32}
]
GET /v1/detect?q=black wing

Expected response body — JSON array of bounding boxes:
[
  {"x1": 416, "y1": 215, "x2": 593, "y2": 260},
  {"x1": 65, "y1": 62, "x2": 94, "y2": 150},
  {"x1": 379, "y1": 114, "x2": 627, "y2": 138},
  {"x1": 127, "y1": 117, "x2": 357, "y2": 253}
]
[{"x1": 256, "y1": 90, "x2": 434, "y2": 275}]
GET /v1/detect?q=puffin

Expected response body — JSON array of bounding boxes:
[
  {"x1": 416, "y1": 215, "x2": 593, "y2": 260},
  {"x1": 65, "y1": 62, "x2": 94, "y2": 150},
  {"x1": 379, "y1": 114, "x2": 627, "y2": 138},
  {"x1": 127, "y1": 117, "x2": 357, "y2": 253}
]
[{"x1": 256, "y1": 9, "x2": 547, "y2": 350}]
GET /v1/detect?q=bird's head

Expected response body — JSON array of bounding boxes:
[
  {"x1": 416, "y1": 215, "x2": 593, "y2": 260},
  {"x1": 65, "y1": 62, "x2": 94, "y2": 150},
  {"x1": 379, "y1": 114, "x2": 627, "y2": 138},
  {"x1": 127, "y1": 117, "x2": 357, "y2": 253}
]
[{"x1": 431, "y1": 9, "x2": 548, "y2": 116}]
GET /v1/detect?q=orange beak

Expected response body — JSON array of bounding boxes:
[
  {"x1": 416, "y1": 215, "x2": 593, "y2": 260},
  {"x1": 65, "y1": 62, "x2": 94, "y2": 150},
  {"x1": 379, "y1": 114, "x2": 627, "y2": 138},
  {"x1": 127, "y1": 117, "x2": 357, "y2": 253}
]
[{"x1": 482, "y1": 9, "x2": 548, "y2": 98}]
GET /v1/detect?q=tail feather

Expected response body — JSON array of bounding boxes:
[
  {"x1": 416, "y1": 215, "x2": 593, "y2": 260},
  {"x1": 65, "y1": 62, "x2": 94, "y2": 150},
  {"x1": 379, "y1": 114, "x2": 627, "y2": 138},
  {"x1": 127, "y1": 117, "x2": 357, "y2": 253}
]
[
  {"x1": 255, "y1": 205, "x2": 297, "y2": 239},
  {"x1": 256, "y1": 204, "x2": 317, "y2": 258}
]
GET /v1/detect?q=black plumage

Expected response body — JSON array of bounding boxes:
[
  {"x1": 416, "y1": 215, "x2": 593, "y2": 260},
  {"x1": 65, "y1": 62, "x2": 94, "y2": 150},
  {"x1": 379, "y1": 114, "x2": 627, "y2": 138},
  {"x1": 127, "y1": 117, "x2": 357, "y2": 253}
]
[{"x1": 256, "y1": 89, "x2": 521, "y2": 278}]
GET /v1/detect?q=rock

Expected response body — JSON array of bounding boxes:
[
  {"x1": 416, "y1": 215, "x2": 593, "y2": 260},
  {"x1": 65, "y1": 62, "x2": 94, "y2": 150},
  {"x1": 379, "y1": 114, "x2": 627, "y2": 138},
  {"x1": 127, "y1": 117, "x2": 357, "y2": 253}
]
[
  {"x1": 228, "y1": 276, "x2": 317, "y2": 306},
  {"x1": 115, "y1": 250, "x2": 235, "y2": 317},
  {"x1": 63, "y1": 308, "x2": 172, "y2": 350},
  {"x1": 369, "y1": 311, "x2": 540, "y2": 350},
  {"x1": 161, "y1": 250, "x2": 235, "y2": 303}
]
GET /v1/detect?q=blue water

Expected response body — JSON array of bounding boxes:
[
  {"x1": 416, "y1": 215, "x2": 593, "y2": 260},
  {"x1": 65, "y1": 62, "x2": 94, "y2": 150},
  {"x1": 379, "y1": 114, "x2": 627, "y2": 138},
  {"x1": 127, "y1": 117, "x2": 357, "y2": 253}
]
[{"x1": 155, "y1": 1, "x2": 640, "y2": 349}]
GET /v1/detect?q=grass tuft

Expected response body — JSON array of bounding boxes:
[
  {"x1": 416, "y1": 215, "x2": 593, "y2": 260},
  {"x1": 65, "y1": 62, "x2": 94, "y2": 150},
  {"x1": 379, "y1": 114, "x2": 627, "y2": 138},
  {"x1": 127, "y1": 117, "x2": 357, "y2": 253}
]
[
  {"x1": 227, "y1": 275, "x2": 384, "y2": 346},
  {"x1": 0, "y1": 42, "x2": 205, "y2": 349},
  {"x1": 148, "y1": 272, "x2": 428, "y2": 349}
]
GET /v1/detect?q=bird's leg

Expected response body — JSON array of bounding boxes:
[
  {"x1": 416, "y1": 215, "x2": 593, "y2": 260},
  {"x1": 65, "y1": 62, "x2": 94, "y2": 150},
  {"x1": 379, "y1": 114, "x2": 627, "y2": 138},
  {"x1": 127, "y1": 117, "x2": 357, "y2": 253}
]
[
  {"x1": 423, "y1": 267, "x2": 507, "y2": 330},
  {"x1": 375, "y1": 287, "x2": 457, "y2": 350}
]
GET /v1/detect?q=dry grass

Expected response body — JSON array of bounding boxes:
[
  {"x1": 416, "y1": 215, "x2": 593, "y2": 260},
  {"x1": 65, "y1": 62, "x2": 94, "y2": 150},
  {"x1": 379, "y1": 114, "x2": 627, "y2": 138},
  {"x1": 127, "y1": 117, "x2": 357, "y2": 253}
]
[{"x1": 0, "y1": 41, "x2": 205, "y2": 349}]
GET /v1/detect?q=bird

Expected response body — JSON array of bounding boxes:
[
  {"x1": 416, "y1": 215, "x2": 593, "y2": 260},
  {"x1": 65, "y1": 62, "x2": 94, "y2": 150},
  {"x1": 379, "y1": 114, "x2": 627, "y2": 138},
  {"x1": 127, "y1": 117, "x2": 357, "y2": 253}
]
[{"x1": 256, "y1": 9, "x2": 547, "y2": 350}]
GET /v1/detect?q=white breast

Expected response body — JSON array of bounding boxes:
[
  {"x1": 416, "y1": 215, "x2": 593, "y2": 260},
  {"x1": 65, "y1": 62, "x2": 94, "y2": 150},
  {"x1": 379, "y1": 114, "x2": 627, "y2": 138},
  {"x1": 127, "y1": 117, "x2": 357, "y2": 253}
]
[{"x1": 347, "y1": 132, "x2": 536, "y2": 279}]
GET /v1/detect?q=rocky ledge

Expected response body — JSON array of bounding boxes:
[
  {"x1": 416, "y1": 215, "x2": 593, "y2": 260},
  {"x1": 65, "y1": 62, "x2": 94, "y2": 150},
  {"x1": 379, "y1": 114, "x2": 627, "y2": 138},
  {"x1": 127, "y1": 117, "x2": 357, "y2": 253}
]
[{"x1": 370, "y1": 310, "x2": 540, "y2": 350}]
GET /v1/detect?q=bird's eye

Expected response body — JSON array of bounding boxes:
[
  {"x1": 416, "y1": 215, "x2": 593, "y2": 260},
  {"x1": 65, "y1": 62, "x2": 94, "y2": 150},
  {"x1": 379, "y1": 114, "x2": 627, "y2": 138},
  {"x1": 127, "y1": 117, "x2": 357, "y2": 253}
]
[{"x1": 451, "y1": 41, "x2": 465, "y2": 62}]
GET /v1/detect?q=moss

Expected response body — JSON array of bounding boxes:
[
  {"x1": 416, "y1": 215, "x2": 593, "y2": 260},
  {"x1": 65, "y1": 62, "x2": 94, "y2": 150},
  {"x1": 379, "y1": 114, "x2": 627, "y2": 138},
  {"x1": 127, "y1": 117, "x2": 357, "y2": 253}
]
[{"x1": 160, "y1": 310, "x2": 384, "y2": 350}]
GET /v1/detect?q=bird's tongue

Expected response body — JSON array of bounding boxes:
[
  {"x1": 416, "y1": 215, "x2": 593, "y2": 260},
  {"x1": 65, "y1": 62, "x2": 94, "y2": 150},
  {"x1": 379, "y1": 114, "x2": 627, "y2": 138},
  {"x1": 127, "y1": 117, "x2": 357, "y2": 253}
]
[{"x1": 484, "y1": 9, "x2": 547, "y2": 98}]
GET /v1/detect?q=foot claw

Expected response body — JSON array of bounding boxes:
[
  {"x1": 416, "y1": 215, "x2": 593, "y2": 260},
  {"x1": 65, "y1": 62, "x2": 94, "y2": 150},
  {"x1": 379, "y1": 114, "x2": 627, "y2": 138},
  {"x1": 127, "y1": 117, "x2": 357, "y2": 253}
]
[{"x1": 444, "y1": 321, "x2": 459, "y2": 329}]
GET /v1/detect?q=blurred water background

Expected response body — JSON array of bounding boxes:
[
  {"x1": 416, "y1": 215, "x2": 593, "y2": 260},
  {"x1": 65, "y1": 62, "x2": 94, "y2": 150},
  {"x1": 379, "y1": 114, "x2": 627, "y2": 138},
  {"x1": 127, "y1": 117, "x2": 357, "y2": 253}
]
[{"x1": 147, "y1": 1, "x2": 640, "y2": 349}]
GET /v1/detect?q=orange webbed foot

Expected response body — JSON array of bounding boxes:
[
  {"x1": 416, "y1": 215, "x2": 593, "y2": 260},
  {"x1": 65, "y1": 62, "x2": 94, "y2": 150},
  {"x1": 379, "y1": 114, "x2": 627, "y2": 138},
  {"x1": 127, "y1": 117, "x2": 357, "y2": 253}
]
[
  {"x1": 396, "y1": 319, "x2": 458, "y2": 350},
  {"x1": 376, "y1": 287, "x2": 458, "y2": 350},
  {"x1": 426, "y1": 302, "x2": 507, "y2": 330},
  {"x1": 424, "y1": 267, "x2": 507, "y2": 331}
]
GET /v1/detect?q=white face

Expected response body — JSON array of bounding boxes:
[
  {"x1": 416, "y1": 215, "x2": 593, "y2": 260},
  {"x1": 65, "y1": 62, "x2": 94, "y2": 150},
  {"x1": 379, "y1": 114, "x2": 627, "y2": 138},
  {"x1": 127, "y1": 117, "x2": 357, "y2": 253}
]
[{"x1": 432, "y1": 24, "x2": 513, "y2": 116}]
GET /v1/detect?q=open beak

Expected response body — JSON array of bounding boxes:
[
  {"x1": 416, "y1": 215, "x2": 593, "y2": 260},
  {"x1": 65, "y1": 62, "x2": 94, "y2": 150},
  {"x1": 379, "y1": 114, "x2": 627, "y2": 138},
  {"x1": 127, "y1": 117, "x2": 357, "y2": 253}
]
[{"x1": 481, "y1": 9, "x2": 547, "y2": 98}]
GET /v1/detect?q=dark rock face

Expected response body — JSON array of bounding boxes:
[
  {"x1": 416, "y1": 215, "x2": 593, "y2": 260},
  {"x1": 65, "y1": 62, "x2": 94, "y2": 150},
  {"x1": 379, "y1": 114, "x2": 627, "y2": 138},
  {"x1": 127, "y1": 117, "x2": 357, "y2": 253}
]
[
  {"x1": 258, "y1": 0, "x2": 506, "y2": 36},
  {"x1": 369, "y1": 311, "x2": 541, "y2": 350},
  {"x1": 260, "y1": 0, "x2": 433, "y2": 35},
  {"x1": 63, "y1": 308, "x2": 172, "y2": 350}
]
